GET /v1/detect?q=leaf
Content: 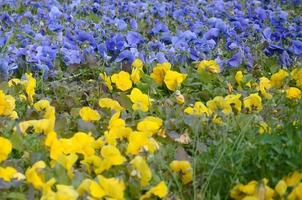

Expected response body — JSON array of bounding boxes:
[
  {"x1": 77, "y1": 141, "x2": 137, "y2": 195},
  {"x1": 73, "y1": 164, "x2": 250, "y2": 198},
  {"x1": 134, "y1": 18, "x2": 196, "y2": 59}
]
[
  {"x1": 0, "y1": 81, "x2": 8, "y2": 91},
  {"x1": 70, "y1": 108, "x2": 81, "y2": 118},
  {"x1": 55, "y1": 115, "x2": 68, "y2": 132},
  {"x1": 77, "y1": 119, "x2": 97, "y2": 133},
  {"x1": 135, "y1": 82, "x2": 150, "y2": 94},
  {"x1": 9, "y1": 134, "x2": 24, "y2": 152},
  {"x1": 118, "y1": 93, "x2": 133, "y2": 109},
  {"x1": 53, "y1": 163, "x2": 69, "y2": 185},
  {"x1": 6, "y1": 192, "x2": 27, "y2": 200}
]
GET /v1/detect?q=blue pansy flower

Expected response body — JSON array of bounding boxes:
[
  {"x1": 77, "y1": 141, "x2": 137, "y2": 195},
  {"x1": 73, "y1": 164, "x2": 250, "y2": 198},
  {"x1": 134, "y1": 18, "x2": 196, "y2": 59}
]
[
  {"x1": 61, "y1": 48, "x2": 82, "y2": 65},
  {"x1": 115, "y1": 50, "x2": 134, "y2": 63},
  {"x1": 49, "y1": 6, "x2": 62, "y2": 20},
  {"x1": 106, "y1": 34, "x2": 125, "y2": 53},
  {"x1": 228, "y1": 51, "x2": 242, "y2": 67},
  {"x1": 280, "y1": 50, "x2": 291, "y2": 67},
  {"x1": 0, "y1": 55, "x2": 9, "y2": 81},
  {"x1": 126, "y1": 31, "x2": 144, "y2": 47},
  {"x1": 77, "y1": 31, "x2": 97, "y2": 48},
  {"x1": 114, "y1": 19, "x2": 128, "y2": 31},
  {"x1": 203, "y1": 28, "x2": 220, "y2": 40},
  {"x1": 290, "y1": 40, "x2": 302, "y2": 55},
  {"x1": 264, "y1": 44, "x2": 284, "y2": 57},
  {"x1": 130, "y1": 19, "x2": 138, "y2": 30}
]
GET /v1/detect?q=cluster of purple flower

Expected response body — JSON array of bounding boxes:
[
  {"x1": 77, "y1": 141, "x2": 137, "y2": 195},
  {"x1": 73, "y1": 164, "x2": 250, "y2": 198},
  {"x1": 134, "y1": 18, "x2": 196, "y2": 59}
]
[{"x1": 0, "y1": 0, "x2": 302, "y2": 77}]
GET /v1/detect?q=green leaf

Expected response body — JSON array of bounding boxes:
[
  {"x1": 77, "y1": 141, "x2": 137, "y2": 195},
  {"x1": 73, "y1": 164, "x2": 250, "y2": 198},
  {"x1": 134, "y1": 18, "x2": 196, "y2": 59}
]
[
  {"x1": 6, "y1": 192, "x2": 27, "y2": 200},
  {"x1": 9, "y1": 134, "x2": 24, "y2": 152}
]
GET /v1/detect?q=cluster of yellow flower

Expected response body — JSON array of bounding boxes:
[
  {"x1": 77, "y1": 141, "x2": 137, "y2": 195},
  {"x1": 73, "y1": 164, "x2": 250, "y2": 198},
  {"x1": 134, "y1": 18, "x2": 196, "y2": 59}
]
[
  {"x1": 101, "y1": 60, "x2": 187, "y2": 93},
  {"x1": 230, "y1": 171, "x2": 302, "y2": 200},
  {"x1": 1, "y1": 58, "x2": 302, "y2": 199},
  {"x1": 0, "y1": 74, "x2": 39, "y2": 185},
  {"x1": 236, "y1": 69, "x2": 302, "y2": 100},
  {"x1": 183, "y1": 66, "x2": 302, "y2": 130},
  {"x1": 0, "y1": 60, "x2": 194, "y2": 199}
]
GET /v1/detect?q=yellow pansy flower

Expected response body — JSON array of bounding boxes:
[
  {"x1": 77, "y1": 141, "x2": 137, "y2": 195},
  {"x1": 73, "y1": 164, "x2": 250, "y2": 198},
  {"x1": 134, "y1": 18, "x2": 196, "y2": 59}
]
[
  {"x1": 56, "y1": 153, "x2": 78, "y2": 178},
  {"x1": 184, "y1": 101, "x2": 211, "y2": 116},
  {"x1": 231, "y1": 181, "x2": 257, "y2": 198},
  {"x1": 105, "y1": 126, "x2": 130, "y2": 146},
  {"x1": 0, "y1": 136, "x2": 12, "y2": 162},
  {"x1": 81, "y1": 155, "x2": 103, "y2": 175},
  {"x1": 286, "y1": 87, "x2": 301, "y2": 100},
  {"x1": 97, "y1": 145, "x2": 126, "y2": 173},
  {"x1": 54, "y1": 185, "x2": 79, "y2": 200},
  {"x1": 19, "y1": 99, "x2": 56, "y2": 135},
  {"x1": 291, "y1": 68, "x2": 302, "y2": 87},
  {"x1": 79, "y1": 106, "x2": 101, "y2": 122},
  {"x1": 8, "y1": 78, "x2": 21, "y2": 87},
  {"x1": 207, "y1": 96, "x2": 232, "y2": 115},
  {"x1": 34, "y1": 100, "x2": 56, "y2": 123},
  {"x1": 49, "y1": 138, "x2": 65, "y2": 161},
  {"x1": 225, "y1": 94, "x2": 242, "y2": 113},
  {"x1": 131, "y1": 68, "x2": 142, "y2": 84},
  {"x1": 259, "y1": 77, "x2": 272, "y2": 99},
  {"x1": 25, "y1": 161, "x2": 47, "y2": 190},
  {"x1": 230, "y1": 179, "x2": 274, "y2": 200},
  {"x1": 132, "y1": 58, "x2": 143, "y2": 69},
  {"x1": 68, "y1": 132, "x2": 97, "y2": 157},
  {"x1": 270, "y1": 69, "x2": 288, "y2": 88},
  {"x1": 170, "y1": 160, "x2": 193, "y2": 184},
  {"x1": 140, "y1": 181, "x2": 168, "y2": 200},
  {"x1": 18, "y1": 119, "x2": 53, "y2": 135},
  {"x1": 77, "y1": 179, "x2": 93, "y2": 196},
  {"x1": 89, "y1": 180, "x2": 106, "y2": 198},
  {"x1": 8, "y1": 74, "x2": 36, "y2": 105},
  {"x1": 150, "y1": 62, "x2": 171, "y2": 85},
  {"x1": 0, "y1": 167, "x2": 25, "y2": 182},
  {"x1": 288, "y1": 183, "x2": 302, "y2": 200},
  {"x1": 235, "y1": 71, "x2": 244, "y2": 86},
  {"x1": 23, "y1": 73, "x2": 36, "y2": 104},
  {"x1": 164, "y1": 70, "x2": 187, "y2": 91},
  {"x1": 111, "y1": 71, "x2": 132, "y2": 91},
  {"x1": 0, "y1": 90, "x2": 17, "y2": 119},
  {"x1": 243, "y1": 93, "x2": 262, "y2": 113},
  {"x1": 275, "y1": 180, "x2": 287, "y2": 197},
  {"x1": 39, "y1": 178, "x2": 57, "y2": 199},
  {"x1": 197, "y1": 60, "x2": 220, "y2": 73},
  {"x1": 45, "y1": 131, "x2": 58, "y2": 147},
  {"x1": 145, "y1": 137, "x2": 160, "y2": 154},
  {"x1": 137, "y1": 116, "x2": 163, "y2": 136},
  {"x1": 90, "y1": 175, "x2": 125, "y2": 200},
  {"x1": 130, "y1": 156, "x2": 152, "y2": 187},
  {"x1": 100, "y1": 72, "x2": 113, "y2": 91},
  {"x1": 212, "y1": 114, "x2": 223, "y2": 125},
  {"x1": 49, "y1": 132, "x2": 97, "y2": 161},
  {"x1": 258, "y1": 122, "x2": 271, "y2": 135},
  {"x1": 128, "y1": 88, "x2": 150, "y2": 112},
  {"x1": 131, "y1": 58, "x2": 144, "y2": 83},
  {"x1": 98, "y1": 175, "x2": 125, "y2": 200},
  {"x1": 105, "y1": 112, "x2": 132, "y2": 145},
  {"x1": 9, "y1": 111, "x2": 18, "y2": 120},
  {"x1": 99, "y1": 98, "x2": 124, "y2": 112},
  {"x1": 283, "y1": 171, "x2": 302, "y2": 187},
  {"x1": 127, "y1": 131, "x2": 150, "y2": 155},
  {"x1": 9, "y1": 74, "x2": 36, "y2": 105},
  {"x1": 107, "y1": 112, "x2": 125, "y2": 130}
]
